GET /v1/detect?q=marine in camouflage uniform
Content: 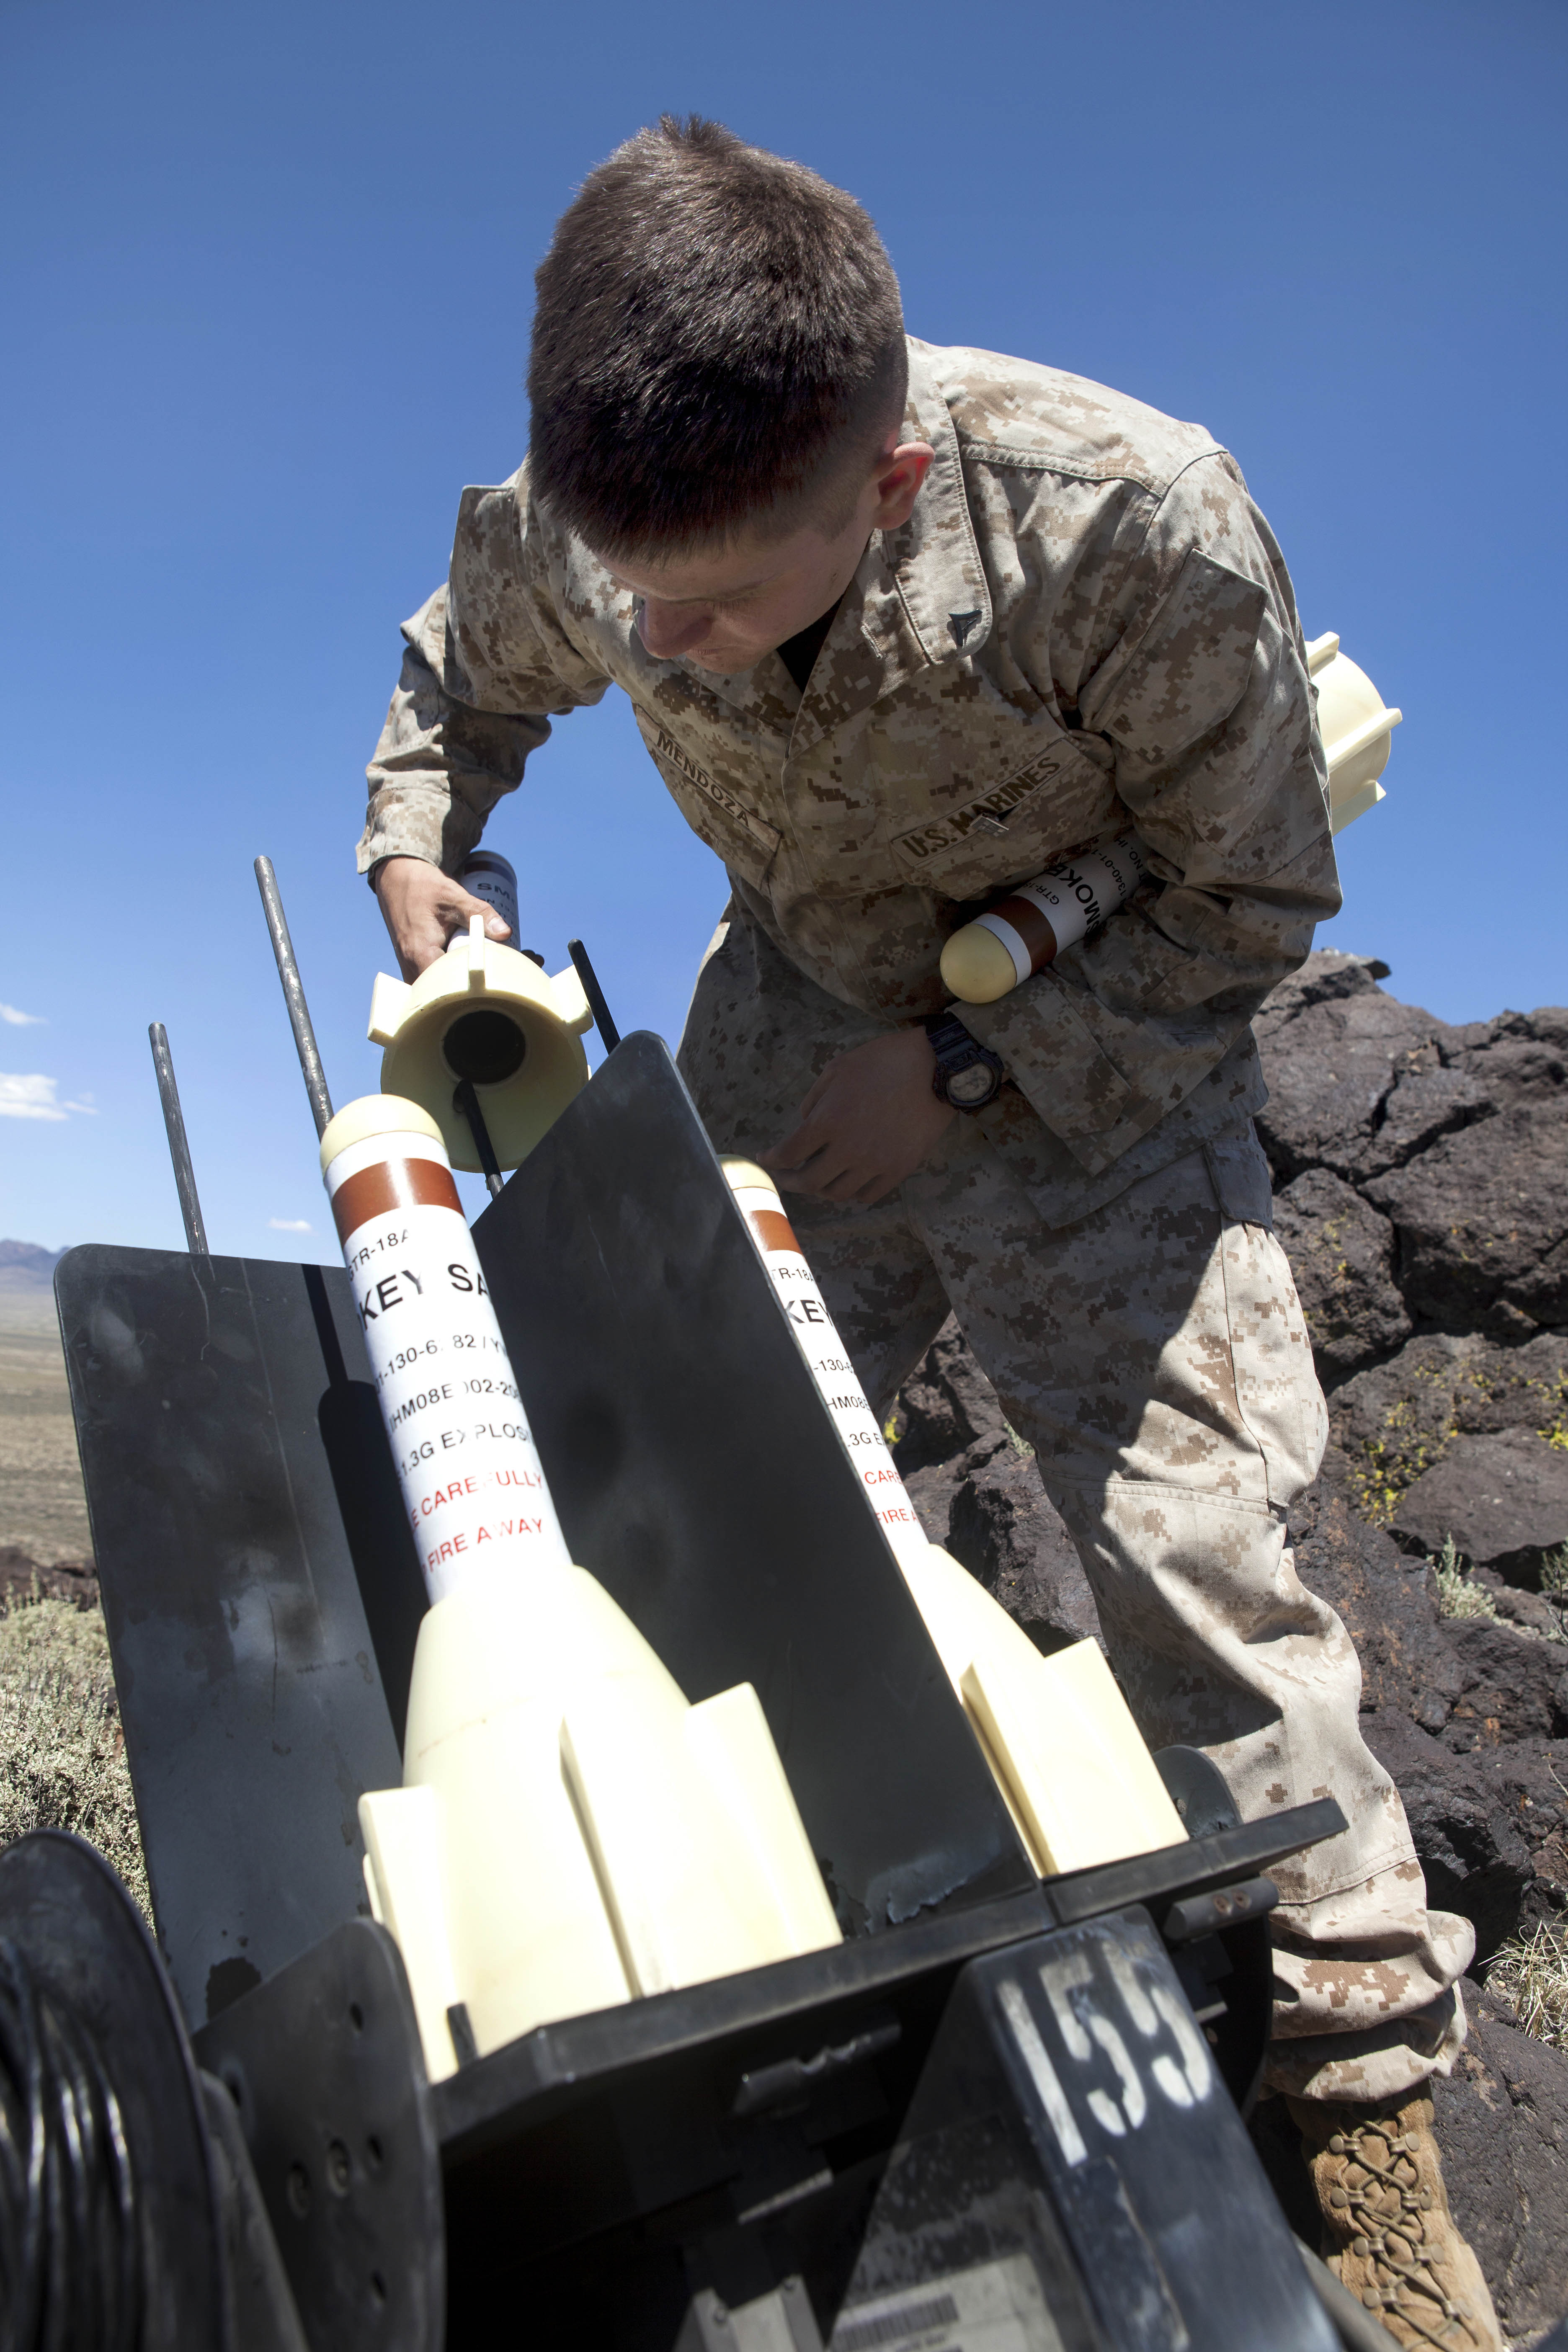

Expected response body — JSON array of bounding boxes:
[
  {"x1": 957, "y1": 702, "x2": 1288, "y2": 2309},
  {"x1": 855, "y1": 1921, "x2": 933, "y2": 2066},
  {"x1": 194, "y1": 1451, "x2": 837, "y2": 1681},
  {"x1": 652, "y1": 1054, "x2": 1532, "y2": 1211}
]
[{"x1": 361, "y1": 337, "x2": 1471, "y2": 2107}]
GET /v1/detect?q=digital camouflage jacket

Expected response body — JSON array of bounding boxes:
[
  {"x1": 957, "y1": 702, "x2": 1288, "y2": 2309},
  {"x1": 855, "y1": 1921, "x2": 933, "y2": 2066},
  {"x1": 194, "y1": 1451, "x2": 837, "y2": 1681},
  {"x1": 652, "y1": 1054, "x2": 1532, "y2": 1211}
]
[{"x1": 361, "y1": 338, "x2": 1340, "y2": 1222}]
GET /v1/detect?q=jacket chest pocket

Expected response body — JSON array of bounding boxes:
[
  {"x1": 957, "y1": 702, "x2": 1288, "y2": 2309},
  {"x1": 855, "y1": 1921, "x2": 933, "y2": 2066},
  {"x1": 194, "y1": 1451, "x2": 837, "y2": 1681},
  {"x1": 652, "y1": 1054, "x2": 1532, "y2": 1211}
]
[
  {"x1": 890, "y1": 732, "x2": 1118, "y2": 902},
  {"x1": 639, "y1": 717, "x2": 782, "y2": 890}
]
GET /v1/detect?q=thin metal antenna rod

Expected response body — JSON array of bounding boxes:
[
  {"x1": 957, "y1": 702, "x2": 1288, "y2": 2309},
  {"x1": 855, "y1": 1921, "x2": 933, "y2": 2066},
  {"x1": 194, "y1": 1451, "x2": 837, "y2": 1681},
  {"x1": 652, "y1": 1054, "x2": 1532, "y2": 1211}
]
[
  {"x1": 567, "y1": 939, "x2": 621, "y2": 1055},
  {"x1": 254, "y1": 856, "x2": 334, "y2": 1138},
  {"x1": 147, "y1": 1024, "x2": 210, "y2": 1259},
  {"x1": 454, "y1": 1080, "x2": 505, "y2": 1201}
]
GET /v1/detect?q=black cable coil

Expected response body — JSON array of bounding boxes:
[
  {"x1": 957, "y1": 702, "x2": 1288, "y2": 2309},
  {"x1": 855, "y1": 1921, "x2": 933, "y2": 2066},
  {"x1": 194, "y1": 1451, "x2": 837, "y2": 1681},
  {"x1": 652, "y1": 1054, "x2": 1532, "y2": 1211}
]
[{"x1": 0, "y1": 1936, "x2": 143, "y2": 2351}]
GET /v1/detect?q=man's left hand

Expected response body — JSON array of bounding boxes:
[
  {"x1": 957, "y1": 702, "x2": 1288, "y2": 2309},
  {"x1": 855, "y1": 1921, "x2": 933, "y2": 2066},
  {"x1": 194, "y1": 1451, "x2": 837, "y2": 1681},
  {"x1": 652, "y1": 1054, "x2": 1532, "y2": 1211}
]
[{"x1": 760, "y1": 1029, "x2": 955, "y2": 1205}]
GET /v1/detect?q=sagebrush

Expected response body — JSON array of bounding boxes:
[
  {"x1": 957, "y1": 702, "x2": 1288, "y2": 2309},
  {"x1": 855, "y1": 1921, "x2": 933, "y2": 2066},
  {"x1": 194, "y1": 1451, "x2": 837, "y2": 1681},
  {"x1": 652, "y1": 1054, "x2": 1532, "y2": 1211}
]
[
  {"x1": 1432, "y1": 1533, "x2": 1500, "y2": 1622},
  {"x1": 0, "y1": 1592, "x2": 147, "y2": 1913}
]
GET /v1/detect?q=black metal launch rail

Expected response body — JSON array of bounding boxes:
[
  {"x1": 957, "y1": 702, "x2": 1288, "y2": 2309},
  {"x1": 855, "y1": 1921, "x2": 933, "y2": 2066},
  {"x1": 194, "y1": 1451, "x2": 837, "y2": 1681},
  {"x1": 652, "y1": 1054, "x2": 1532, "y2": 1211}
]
[{"x1": 5, "y1": 867, "x2": 1371, "y2": 2349}]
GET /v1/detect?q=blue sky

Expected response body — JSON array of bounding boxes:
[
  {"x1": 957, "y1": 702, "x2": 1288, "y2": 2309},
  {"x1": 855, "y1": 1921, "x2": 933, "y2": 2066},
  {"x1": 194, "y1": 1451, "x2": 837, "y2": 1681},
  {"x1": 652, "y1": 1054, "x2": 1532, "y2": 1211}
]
[{"x1": 2, "y1": 0, "x2": 1563, "y2": 1257}]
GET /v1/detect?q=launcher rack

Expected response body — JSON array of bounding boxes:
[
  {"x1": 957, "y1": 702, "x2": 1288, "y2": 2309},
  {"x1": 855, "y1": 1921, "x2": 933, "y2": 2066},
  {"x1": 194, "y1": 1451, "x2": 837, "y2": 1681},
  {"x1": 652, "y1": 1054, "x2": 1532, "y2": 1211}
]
[{"x1": 4, "y1": 902, "x2": 1374, "y2": 2350}]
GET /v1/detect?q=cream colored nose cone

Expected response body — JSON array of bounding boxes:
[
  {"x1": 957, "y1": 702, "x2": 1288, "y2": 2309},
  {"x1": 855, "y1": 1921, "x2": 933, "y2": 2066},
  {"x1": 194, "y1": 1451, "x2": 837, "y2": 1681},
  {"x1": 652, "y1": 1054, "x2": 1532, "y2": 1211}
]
[
  {"x1": 365, "y1": 916, "x2": 594, "y2": 1172},
  {"x1": 1305, "y1": 632, "x2": 1402, "y2": 834},
  {"x1": 940, "y1": 923, "x2": 1021, "y2": 1005}
]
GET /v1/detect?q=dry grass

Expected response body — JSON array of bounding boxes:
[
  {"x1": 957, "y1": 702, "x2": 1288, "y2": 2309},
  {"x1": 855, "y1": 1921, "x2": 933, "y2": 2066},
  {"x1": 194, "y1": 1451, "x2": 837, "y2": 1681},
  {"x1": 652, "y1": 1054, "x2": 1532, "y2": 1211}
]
[
  {"x1": 1488, "y1": 1919, "x2": 1568, "y2": 2049},
  {"x1": 0, "y1": 1592, "x2": 147, "y2": 1914}
]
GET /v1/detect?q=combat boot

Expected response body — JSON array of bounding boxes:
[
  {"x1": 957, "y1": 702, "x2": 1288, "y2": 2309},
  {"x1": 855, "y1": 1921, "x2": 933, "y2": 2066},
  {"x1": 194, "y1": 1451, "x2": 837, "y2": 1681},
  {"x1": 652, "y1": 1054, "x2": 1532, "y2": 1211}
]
[{"x1": 1287, "y1": 2092, "x2": 1501, "y2": 2349}]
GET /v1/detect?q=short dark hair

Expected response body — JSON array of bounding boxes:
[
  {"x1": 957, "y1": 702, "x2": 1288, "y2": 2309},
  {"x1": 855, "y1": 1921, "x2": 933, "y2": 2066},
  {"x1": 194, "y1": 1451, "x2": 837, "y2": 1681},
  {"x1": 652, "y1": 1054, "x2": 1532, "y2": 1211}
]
[{"x1": 527, "y1": 117, "x2": 907, "y2": 556}]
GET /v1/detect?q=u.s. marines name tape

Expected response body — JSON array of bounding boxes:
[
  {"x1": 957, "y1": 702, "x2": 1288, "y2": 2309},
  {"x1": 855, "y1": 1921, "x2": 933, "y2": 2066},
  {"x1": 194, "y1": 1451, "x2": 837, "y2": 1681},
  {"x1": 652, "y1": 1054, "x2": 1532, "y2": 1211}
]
[{"x1": 893, "y1": 748, "x2": 1071, "y2": 864}]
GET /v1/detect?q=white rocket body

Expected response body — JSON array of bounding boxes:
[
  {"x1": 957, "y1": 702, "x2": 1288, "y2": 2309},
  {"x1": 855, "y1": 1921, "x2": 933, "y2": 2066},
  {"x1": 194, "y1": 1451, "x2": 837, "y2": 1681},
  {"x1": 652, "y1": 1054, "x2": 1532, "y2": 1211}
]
[
  {"x1": 722, "y1": 1162, "x2": 1186, "y2": 1883},
  {"x1": 324, "y1": 1103, "x2": 569, "y2": 1600},
  {"x1": 324, "y1": 1097, "x2": 839, "y2": 2083}
]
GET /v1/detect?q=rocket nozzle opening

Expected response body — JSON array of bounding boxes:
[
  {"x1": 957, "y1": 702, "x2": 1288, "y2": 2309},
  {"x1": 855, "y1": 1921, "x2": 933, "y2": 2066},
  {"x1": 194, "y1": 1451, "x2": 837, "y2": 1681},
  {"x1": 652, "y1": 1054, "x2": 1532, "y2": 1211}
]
[{"x1": 441, "y1": 1008, "x2": 528, "y2": 1086}]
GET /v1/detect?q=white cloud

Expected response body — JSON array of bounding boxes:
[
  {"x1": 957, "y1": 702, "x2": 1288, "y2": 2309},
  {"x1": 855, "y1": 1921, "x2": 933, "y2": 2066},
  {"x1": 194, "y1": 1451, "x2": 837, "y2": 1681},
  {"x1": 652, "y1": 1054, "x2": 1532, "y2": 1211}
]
[
  {"x1": 268, "y1": 1215, "x2": 314, "y2": 1233},
  {"x1": 0, "y1": 1004, "x2": 44, "y2": 1027},
  {"x1": 0, "y1": 1075, "x2": 97, "y2": 1121},
  {"x1": 0, "y1": 1074, "x2": 66, "y2": 1120}
]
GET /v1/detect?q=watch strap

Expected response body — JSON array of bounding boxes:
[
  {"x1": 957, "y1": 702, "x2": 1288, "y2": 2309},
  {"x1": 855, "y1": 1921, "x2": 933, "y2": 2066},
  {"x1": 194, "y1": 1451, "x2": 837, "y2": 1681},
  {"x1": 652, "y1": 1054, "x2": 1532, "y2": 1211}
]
[{"x1": 922, "y1": 1011, "x2": 1006, "y2": 1109}]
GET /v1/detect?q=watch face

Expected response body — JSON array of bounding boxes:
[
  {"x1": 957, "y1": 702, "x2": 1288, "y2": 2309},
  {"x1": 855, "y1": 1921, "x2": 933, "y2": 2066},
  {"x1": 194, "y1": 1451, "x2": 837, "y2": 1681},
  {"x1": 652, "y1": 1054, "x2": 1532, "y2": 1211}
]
[{"x1": 946, "y1": 1060, "x2": 1001, "y2": 1107}]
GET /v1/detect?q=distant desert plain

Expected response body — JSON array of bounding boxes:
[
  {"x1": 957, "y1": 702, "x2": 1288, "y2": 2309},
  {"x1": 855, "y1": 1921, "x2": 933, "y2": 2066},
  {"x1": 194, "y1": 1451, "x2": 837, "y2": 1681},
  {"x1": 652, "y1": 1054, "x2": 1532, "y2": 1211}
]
[{"x1": 0, "y1": 1244, "x2": 92, "y2": 1568}]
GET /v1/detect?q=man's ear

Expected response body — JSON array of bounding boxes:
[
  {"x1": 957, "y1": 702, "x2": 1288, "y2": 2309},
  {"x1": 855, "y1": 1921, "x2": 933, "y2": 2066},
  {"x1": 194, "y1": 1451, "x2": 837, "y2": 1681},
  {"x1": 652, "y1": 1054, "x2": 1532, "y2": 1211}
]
[{"x1": 869, "y1": 441, "x2": 936, "y2": 532}]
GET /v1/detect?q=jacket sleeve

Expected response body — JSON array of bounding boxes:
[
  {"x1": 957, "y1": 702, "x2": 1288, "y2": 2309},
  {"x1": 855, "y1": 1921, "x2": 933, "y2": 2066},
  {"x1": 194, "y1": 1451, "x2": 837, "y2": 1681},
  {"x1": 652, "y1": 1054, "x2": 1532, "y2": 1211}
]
[
  {"x1": 957, "y1": 451, "x2": 1341, "y2": 1177},
  {"x1": 357, "y1": 466, "x2": 612, "y2": 877}
]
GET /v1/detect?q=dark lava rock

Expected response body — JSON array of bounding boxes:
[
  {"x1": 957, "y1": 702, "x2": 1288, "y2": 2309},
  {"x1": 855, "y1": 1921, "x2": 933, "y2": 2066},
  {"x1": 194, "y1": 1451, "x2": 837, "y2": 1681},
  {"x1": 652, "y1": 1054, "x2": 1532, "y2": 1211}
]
[
  {"x1": 1288, "y1": 1462, "x2": 1463, "y2": 1724},
  {"x1": 946, "y1": 1442, "x2": 1103, "y2": 1655},
  {"x1": 1472, "y1": 1568, "x2": 1565, "y2": 1638},
  {"x1": 1362, "y1": 1711, "x2": 1533, "y2": 1963},
  {"x1": 901, "y1": 1457, "x2": 964, "y2": 1549},
  {"x1": 1253, "y1": 947, "x2": 1391, "y2": 1030},
  {"x1": 1369, "y1": 1063, "x2": 1494, "y2": 1173},
  {"x1": 1439, "y1": 1620, "x2": 1568, "y2": 1746},
  {"x1": 1271, "y1": 1168, "x2": 1411, "y2": 1385},
  {"x1": 1456, "y1": 1007, "x2": 1568, "y2": 1112},
  {"x1": 1390, "y1": 1431, "x2": 1568, "y2": 1586},
  {"x1": 891, "y1": 1318, "x2": 1103, "y2": 1651},
  {"x1": 1434, "y1": 1984, "x2": 1568, "y2": 2344},
  {"x1": 1367, "y1": 1102, "x2": 1568, "y2": 1336},
  {"x1": 892, "y1": 1317, "x2": 1012, "y2": 1551},
  {"x1": 0, "y1": 1546, "x2": 99, "y2": 1610},
  {"x1": 1254, "y1": 953, "x2": 1466, "y2": 1186},
  {"x1": 1329, "y1": 1333, "x2": 1568, "y2": 1528},
  {"x1": 1421, "y1": 1733, "x2": 1568, "y2": 1935},
  {"x1": 890, "y1": 1318, "x2": 1008, "y2": 1474}
]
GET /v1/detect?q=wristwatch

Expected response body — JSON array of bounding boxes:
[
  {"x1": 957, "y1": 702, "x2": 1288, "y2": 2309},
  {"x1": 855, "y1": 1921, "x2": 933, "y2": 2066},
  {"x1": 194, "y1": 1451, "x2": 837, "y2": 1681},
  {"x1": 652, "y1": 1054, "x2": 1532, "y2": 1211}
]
[{"x1": 922, "y1": 1011, "x2": 1007, "y2": 1111}]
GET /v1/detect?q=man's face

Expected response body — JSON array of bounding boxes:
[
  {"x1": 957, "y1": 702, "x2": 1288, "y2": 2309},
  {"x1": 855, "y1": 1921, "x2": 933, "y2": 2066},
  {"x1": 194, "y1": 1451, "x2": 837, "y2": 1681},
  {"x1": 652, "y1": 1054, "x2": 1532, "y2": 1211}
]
[{"x1": 598, "y1": 437, "x2": 934, "y2": 674}]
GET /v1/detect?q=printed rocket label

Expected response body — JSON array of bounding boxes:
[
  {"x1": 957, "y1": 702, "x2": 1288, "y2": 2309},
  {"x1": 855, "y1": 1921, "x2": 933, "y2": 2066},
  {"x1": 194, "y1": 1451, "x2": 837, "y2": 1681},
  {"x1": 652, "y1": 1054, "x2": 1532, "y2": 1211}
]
[
  {"x1": 327, "y1": 1135, "x2": 571, "y2": 1602},
  {"x1": 976, "y1": 834, "x2": 1148, "y2": 985},
  {"x1": 730, "y1": 1181, "x2": 928, "y2": 1573}
]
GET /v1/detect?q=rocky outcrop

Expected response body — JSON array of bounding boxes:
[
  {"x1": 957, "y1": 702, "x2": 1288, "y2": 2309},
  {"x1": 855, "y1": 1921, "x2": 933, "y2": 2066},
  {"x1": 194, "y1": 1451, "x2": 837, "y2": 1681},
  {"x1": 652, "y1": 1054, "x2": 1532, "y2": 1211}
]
[
  {"x1": 1391, "y1": 1432, "x2": 1568, "y2": 1586},
  {"x1": 1368, "y1": 1106, "x2": 1568, "y2": 1339},
  {"x1": 1330, "y1": 1331, "x2": 1568, "y2": 1533},
  {"x1": 1284, "y1": 1464, "x2": 1462, "y2": 1727},
  {"x1": 1251, "y1": 952, "x2": 1476, "y2": 1189},
  {"x1": 888, "y1": 1326, "x2": 1101, "y2": 1653},
  {"x1": 946, "y1": 1445, "x2": 1101, "y2": 1656},
  {"x1": 1434, "y1": 1984, "x2": 1568, "y2": 2344},
  {"x1": 1360, "y1": 1709, "x2": 1537, "y2": 1963},
  {"x1": 1254, "y1": 952, "x2": 1568, "y2": 1364},
  {"x1": 1270, "y1": 1168, "x2": 1411, "y2": 1382}
]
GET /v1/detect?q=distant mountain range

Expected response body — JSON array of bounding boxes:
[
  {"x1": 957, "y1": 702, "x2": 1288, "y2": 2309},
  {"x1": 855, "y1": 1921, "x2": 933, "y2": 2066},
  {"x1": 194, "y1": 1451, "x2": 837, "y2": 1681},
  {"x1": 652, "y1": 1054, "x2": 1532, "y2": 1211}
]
[{"x1": 0, "y1": 1241, "x2": 67, "y2": 1292}]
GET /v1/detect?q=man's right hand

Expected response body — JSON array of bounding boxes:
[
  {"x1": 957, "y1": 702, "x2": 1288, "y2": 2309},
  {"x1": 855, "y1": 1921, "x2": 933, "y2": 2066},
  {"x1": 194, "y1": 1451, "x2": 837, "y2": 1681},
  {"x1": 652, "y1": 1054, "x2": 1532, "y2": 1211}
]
[{"x1": 372, "y1": 856, "x2": 513, "y2": 979}]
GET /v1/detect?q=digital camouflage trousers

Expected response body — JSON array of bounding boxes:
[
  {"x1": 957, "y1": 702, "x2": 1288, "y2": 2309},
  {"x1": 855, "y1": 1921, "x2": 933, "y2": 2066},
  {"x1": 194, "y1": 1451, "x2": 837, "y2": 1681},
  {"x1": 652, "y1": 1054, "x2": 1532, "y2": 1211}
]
[{"x1": 679, "y1": 910, "x2": 1473, "y2": 2102}]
